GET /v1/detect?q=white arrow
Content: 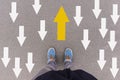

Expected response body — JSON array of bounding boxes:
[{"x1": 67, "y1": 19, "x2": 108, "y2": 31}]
[
  {"x1": 1, "y1": 47, "x2": 11, "y2": 68},
  {"x1": 110, "y1": 57, "x2": 119, "y2": 78},
  {"x1": 99, "y1": 18, "x2": 108, "y2": 39},
  {"x1": 32, "y1": 0, "x2": 42, "y2": 14},
  {"x1": 9, "y1": 2, "x2": 19, "y2": 23},
  {"x1": 108, "y1": 31, "x2": 117, "y2": 51},
  {"x1": 38, "y1": 20, "x2": 47, "y2": 40},
  {"x1": 111, "y1": 4, "x2": 120, "y2": 25},
  {"x1": 25, "y1": 52, "x2": 35, "y2": 73},
  {"x1": 17, "y1": 26, "x2": 26, "y2": 46},
  {"x1": 81, "y1": 29, "x2": 91, "y2": 50},
  {"x1": 73, "y1": 6, "x2": 83, "y2": 27},
  {"x1": 92, "y1": 0, "x2": 102, "y2": 19},
  {"x1": 97, "y1": 49, "x2": 106, "y2": 70},
  {"x1": 13, "y1": 57, "x2": 22, "y2": 78}
]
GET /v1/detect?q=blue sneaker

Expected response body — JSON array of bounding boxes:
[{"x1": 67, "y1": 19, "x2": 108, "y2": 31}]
[
  {"x1": 64, "y1": 48, "x2": 73, "y2": 62},
  {"x1": 47, "y1": 48, "x2": 56, "y2": 63}
]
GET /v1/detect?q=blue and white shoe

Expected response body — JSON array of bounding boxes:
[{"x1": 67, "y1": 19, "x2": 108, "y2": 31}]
[
  {"x1": 64, "y1": 48, "x2": 73, "y2": 63},
  {"x1": 47, "y1": 48, "x2": 56, "y2": 63}
]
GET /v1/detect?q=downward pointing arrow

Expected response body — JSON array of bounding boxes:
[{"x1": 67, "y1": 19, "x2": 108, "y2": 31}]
[
  {"x1": 13, "y1": 57, "x2": 22, "y2": 78},
  {"x1": 38, "y1": 20, "x2": 47, "y2": 40},
  {"x1": 111, "y1": 4, "x2": 120, "y2": 25},
  {"x1": 81, "y1": 29, "x2": 91, "y2": 50},
  {"x1": 108, "y1": 31, "x2": 117, "y2": 51},
  {"x1": 32, "y1": 0, "x2": 42, "y2": 14},
  {"x1": 73, "y1": 6, "x2": 83, "y2": 27},
  {"x1": 97, "y1": 49, "x2": 106, "y2": 70},
  {"x1": 110, "y1": 57, "x2": 119, "y2": 78},
  {"x1": 92, "y1": 0, "x2": 102, "y2": 19},
  {"x1": 99, "y1": 18, "x2": 108, "y2": 39},
  {"x1": 25, "y1": 52, "x2": 35, "y2": 73},
  {"x1": 17, "y1": 26, "x2": 26, "y2": 46},
  {"x1": 1, "y1": 47, "x2": 11, "y2": 68},
  {"x1": 9, "y1": 2, "x2": 19, "y2": 23}
]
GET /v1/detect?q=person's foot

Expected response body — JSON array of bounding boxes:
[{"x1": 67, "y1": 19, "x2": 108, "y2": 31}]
[
  {"x1": 47, "y1": 48, "x2": 56, "y2": 63},
  {"x1": 64, "y1": 48, "x2": 73, "y2": 63}
]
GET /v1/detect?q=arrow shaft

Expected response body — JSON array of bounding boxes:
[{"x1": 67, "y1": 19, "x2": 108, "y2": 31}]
[
  {"x1": 15, "y1": 58, "x2": 20, "y2": 69},
  {"x1": 3, "y1": 47, "x2": 9, "y2": 58},
  {"x1": 94, "y1": 0, "x2": 100, "y2": 9},
  {"x1": 113, "y1": 4, "x2": 118, "y2": 15},
  {"x1": 19, "y1": 26, "x2": 24, "y2": 37},
  {"x1": 99, "y1": 49, "x2": 105, "y2": 60},
  {"x1": 83, "y1": 29, "x2": 89, "y2": 40},
  {"x1": 34, "y1": 0, "x2": 40, "y2": 5},
  {"x1": 40, "y1": 20, "x2": 45, "y2": 31},
  {"x1": 112, "y1": 58, "x2": 117, "y2": 69},
  {"x1": 57, "y1": 23, "x2": 66, "y2": 40},
  {"x1": 76, "y1": 6, "x2": 81, "y2": 17},
  {"x1": 27, "y1": 53, "x2": 33, "y2": 63},
  {"x1": 11, "y1": 2, "x2": 17, "y2": 13},
  {"x1": 110, "y1": 31, "x2": 115, "y2": 41},
  {"x1": 101, "y1": 18, "x2": 106, "y2": 29}
]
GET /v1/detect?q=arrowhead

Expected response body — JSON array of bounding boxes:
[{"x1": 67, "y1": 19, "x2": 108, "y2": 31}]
[
  {"x1": 32, "y1": 4, "x2": 42, "y2": 14},
  {"x1": 25, "y1": 63, "x2": 35, "y2": 73},
  {"x1": 97, "y1": 60, "x2": 106, "y2": 70},
  {"x1": 1, "y1": 58, "x2": 11, "y2": 68},
  {"x1": 54, "y1": 6, "x2": 70, "y2": 23},
  {"x1": 108, "y1": 41, "x2": 117, "y2": 51},
  {"x1": 38, "y1": 31, "x2": 47, "y2": 40},
  {"x1": 13, "y1": 68, "x2": 22, "y2": 78},
  {"x1": 73, "y1": 17, "x2": 83, "y2": 26},
  {"x1": 111, "y1": 15, "x2": 120, "y2": 25},
  {"x1": 17, "y1": 37, "x2": 26, "y2": 46},
  {"x1": 99, "y1": 29, "x2": 108, "y2": 39},
  {"x1": 92, "y1": 9, "x2": 102, "y2": 19},
  {"x1": 81, "y1": 40, "x2": 91, "y2": 50},
  {"x1": 9, "y1": 13, "x2": 18, "y2": 23},
  {"x1": 110, "y1": 68, "x2": 119, "y2": 78}
]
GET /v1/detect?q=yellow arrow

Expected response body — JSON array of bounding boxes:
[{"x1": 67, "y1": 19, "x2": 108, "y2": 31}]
[{"x1": 54, "y1": 6, "x2": 70, "y2": 40}]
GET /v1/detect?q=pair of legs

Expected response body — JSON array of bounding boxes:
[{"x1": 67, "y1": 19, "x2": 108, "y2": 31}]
[
  {"x1": 47, "y1": 48, "x2": 73, "y2": 69},
  {"x1": 33, "y1": 48, "x2": 73, "y2": 80}
]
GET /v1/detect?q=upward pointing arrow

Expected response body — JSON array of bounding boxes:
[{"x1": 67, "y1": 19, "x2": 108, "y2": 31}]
[
  {"x1": 17, "y1": 26, "x2": 26, "y2": 46},
  {"x1": 38, "y1": 20, "x2": 47, "y2": 40},
  {"x1": 54, "y1": 6, "x2": 70, "y2": 40},
  {"x1": 25, "y1": 52, "x2": 35, "y2": 73},
  {"x1": 99, "y1": 18, "x2": 108, "y2": 39},
  {"x1": 81, "y1": 29, "x2": 91, "y2": 50},
  {"x1": 73, "y1": 6, "x2": 83, "y2": 27},
  {"x1": 13, "y1": 57, "x2": 22, "y2": 78},
  {"x1": 110, "y1": 57, "x2": 119, "y2": 78},
  {"x1": 32, "y1": 0, "x2": 42, "y2": 14},
  {"x1": 92, "y1": 0, "x2": 102, "y2": 19},
  {"x1": 97, "y1": 49, "x2": 106, "y2": 70},
  {"x1": 111, "y1": 4, "x2": 120, "y2": 25},
  {"x1": 108, "y1": 31, "x2": 117, "y2": 51},
  {"x1": 1, "y1": 47, "x2": 11, "y2": 68},
  {"x1": 9, "y1": 2, "x2": 19, "y2": 23}
]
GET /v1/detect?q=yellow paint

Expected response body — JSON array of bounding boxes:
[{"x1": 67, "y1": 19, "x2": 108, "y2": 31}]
[
  {"x1": 57, "y1": 22, "x2": 66, "y2": 40},
  {"x1": 54, "y1": 6, "x2": 70, "y2": 40}
]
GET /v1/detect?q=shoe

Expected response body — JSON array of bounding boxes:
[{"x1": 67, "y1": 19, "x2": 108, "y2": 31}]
[
  {"x1": 64, "y1": 48, "x2": 73, "y2": 63},
  {"x1": 47, "y1": 48, "x2": 56, "y2": 63}
]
